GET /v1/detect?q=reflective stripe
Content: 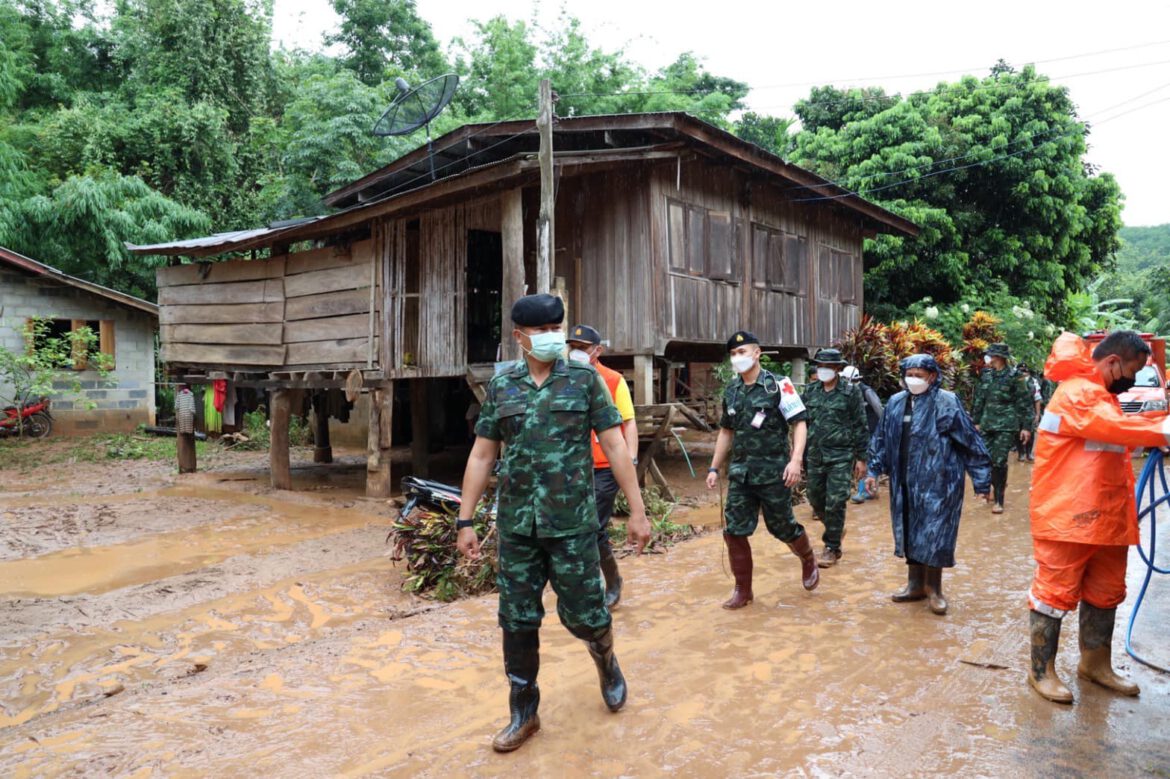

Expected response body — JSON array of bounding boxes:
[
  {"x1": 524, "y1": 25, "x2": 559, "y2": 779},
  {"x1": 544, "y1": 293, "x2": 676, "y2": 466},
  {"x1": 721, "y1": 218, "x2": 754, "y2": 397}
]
[
  {"x1": 1028, "y1": 590, "x2": 1067, "y2": 619},
  {"x1": 1085, "y1": 440, "x2": 1126, "y2": 453},
  {"x1": 1038, "y1": 411, "x2": 1061, "y2": 434}
]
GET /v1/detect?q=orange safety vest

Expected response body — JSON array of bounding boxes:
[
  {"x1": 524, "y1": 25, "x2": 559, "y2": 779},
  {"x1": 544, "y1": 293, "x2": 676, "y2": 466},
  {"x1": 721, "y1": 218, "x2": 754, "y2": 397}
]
[
  {"x1": 1030, "y1": 332, "x2": 1170, "y2": 546},
  {"x1": 592, "y1": 361, "x2": 626, "y2": 469}
]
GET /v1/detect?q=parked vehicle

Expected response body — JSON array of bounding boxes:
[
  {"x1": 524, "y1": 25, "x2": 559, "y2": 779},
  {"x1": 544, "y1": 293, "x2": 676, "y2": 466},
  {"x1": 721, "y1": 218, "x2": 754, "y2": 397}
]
[{"x1": 0, "y1": 396, "x2": 53, "y2": 438}]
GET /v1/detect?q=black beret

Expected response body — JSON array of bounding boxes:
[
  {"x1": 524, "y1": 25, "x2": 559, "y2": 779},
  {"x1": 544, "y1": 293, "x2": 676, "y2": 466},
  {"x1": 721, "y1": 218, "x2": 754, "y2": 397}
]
[
  {"x1": 726, "y1": 330, "x2": 760, "y2": 352},
  {"x1": 567, "y1": 324, "x2": 601, "y2": 345},
  {"x1": 511, "y1": 293, "x2": 564, "y2": 327}
]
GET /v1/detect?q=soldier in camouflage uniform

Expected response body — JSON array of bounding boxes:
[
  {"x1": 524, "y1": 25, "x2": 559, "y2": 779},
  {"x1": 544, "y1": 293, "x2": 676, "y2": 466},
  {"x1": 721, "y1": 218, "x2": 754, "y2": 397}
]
[
  {"x1": 972, "y1": 343, "x2": 1034, "y2": 514},
  {"x1": 706, "y1": 330, "x2": 819, "y2": 610},
  {"x1": 456, "y1": 293, "x2": 650, "y2": 753},
  {"x1": 801, "y1": 348, "x2": 869, "y2": 568}
]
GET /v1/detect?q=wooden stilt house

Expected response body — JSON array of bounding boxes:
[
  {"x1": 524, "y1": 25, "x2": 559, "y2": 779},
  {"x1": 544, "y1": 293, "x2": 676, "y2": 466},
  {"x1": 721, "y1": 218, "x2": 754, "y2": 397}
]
[{"x1": 130, "y1": 112, "x2": 917, "y2": 496}]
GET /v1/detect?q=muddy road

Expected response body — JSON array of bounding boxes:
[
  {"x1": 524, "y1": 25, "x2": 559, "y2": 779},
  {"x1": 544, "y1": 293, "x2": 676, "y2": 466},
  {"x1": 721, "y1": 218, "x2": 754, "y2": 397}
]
[{"x1": 1, "y1": 441, "x2": 1168, "y2": 777}]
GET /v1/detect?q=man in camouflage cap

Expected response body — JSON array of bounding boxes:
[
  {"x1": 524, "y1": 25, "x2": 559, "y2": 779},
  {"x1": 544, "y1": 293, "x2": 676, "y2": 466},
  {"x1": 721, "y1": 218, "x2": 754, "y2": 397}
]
[
  {"x1": 801, "y1": 348, "x2": 869, "y2": 568},
  {"x1": 706, "y1": 330, "x2": 819, "y2": 610},
  {"x1": 972, "y1": 342, "x2": 1034, "y2": 514},
  {"x1": 457, "y1": 293, "x2": 650, "y2": 753}
]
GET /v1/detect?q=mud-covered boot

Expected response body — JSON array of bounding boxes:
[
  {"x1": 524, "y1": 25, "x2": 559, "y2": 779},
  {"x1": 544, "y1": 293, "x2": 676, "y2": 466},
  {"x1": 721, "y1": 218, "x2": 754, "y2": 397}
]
[
  {"x1": 492, "y1": 630, "x2": 541, "y2": 753},
  {"x1": 891, "y1": 563, "x2": 927, "y2": 602},
  {"x1": 722, "y1": 533, "x2": 754, "y2": 609},
  {"x1": 582, "y1": 626, "x2": 627, "y2": 712},
  {"x1": 991, "y1": 466, "x2": 1007, "y2": 514},
  {"x1": 1028, "y1": 610, "x2": 1073, "y2": 704},
  {"x1": 925, "y1": 566, "x2": 948, "y2": 615},
  {"x1": 1076, "y1": 602, "x2": 1140, "y2": 696},
  {"x1": 786, "y1": 532, "x2": 820, "y2": 591},
  {"x1": 599, "y1": 545, "x2": 624, "y2": 610},
  {"x1": 817, "y1": 546, "x2": 842, "y2": 568}
]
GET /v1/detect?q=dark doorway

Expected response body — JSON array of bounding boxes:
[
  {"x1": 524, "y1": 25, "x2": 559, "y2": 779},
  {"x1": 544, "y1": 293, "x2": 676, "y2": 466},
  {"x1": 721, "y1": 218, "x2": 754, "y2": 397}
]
[{"x1": 466, "y1": 229, "x2": 503, "y2": 364}]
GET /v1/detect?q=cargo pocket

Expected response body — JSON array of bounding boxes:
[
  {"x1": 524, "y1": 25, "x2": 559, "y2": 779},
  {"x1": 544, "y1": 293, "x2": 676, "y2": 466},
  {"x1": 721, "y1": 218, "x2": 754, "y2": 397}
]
[
  {"x1": 497, "y1": 400, "x2": 528, "y2": 439},
  {"x1": 549, "y1": 393, "x2": 589, "y2": 439}
]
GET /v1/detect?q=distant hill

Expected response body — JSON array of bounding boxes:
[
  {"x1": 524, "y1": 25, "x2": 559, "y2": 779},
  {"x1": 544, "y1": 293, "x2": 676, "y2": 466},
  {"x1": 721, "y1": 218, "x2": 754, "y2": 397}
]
[{"x1": 1116, "y1": 224, "x2": 1170, "y2": 273}]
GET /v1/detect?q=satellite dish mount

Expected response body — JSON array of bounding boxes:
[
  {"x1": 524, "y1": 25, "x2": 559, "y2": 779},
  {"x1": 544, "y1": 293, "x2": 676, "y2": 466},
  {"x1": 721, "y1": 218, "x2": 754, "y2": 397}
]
[{"x1": 373, "y1": 74, "x2": 460, "y2": 181}]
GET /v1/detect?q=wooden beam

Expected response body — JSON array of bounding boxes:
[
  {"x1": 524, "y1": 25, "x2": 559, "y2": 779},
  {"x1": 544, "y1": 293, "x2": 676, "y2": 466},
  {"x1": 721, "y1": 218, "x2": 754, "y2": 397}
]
[
  {"x1": 410, "y1": 379, "x2": 430, "y2": 478},
  {"x1": 312, "y1": 392, "x2": 332, "y2": 464},
  {"x1": 270, "y1": 389, "x2": 292, "y2": 490},
  {"x1": 633, "y1": 354, "x2": 654, "y2": 406},
  {"x1": 177, "y1": 433, "x2": 197, "y2": 474},
  {"x1": 536, "y1": 78, "x2": 554, "y2": 294},
  {"x1": 366, "y1": 384, "x2": 394, "y2": 498},
  {"x1": 500, "y1": 188, "x2": 525, "y2": 361}
]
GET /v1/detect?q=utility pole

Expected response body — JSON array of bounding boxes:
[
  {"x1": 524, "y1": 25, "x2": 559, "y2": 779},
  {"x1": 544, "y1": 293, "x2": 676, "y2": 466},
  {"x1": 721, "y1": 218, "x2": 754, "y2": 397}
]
[{"x1": 536, "y1": 78, "x2": 554, "y2": 294}]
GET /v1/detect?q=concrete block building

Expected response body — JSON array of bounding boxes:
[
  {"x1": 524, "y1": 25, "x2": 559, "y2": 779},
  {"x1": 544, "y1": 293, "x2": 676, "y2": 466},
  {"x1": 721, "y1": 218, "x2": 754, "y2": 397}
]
[{"x1": 0, "y1": 248, "x2": 158, "y2": 434}]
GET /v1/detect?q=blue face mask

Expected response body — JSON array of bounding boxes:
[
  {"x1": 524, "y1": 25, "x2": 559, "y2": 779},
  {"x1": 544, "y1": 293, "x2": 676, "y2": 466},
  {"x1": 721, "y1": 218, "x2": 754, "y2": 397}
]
[{"x1": 525, "y1": 330, "x2": 566, "y2": 363}]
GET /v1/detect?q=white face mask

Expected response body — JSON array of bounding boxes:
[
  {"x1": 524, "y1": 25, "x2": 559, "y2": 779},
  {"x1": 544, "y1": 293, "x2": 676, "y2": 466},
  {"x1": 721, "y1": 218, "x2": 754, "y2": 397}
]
[
  {"x1": 905, "y1": 376, "x2": 930, "y2": 395},
  {"x1": 984, "y1": 355, "x2": 993, "y2": 366},
  {"x1": 816, "y1": 367, "x2": 838, "y2": 383},
  {"x1": 568, "y1": 348, "x2": 592, "y2": 364},
  {"x1": 730, "y1": 354, "x2": 756, "y2": 374}
]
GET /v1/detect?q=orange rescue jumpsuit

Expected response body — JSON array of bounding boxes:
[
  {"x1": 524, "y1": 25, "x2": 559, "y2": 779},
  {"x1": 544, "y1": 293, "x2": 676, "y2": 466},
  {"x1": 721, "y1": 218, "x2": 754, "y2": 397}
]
[{"x1": 1029, "y1": 333, "x2": 1170, "y2": 616}]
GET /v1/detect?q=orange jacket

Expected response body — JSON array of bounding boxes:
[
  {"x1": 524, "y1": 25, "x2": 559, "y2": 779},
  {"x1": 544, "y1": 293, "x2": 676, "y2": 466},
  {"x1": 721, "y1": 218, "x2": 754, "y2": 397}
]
[
  {"x1": 1030, "y1": 332, "x2": 1170, "y2": 545},
  {"x1": 592, "y1": 362, "x2": 625, "y2": 469}
]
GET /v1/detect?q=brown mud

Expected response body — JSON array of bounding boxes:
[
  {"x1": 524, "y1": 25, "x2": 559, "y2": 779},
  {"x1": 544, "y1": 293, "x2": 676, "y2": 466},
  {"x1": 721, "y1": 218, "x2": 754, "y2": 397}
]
[{"x1": 1, "y1": 442, "x2": 1168, "y2": 777}]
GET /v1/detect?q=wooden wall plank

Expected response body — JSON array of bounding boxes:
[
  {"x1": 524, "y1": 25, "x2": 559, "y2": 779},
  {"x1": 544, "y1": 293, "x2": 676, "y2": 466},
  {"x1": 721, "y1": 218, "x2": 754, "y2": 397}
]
[
  {"x1": 285, "y1": 337, "x2": 370, "y2": 365},
  {"x1": 283, "y1": 314, "x2": 369, "y2": 344},
  {"x1": 161, "y1": 343, "x2": 286, "y2": 365},
  {"x1": 284, "y1": 288, "x2": 370, "y2": 320},
  {"x1": 284, "y1": 265, "x2": 371, "y2": 298},
  {"x1": 158, "y1": 279, "x2": 284, "y2": 306},
  {"x1": 159, "y1": 302, "x2": 284, "y2": 325},
  {"x1": 157, "y1": 257, "x2": 286, "y2": 288},
  {"x1": 283, "y1": 239, "x2": 373, "y2": 275},
  {"x1": 161, "y1": 323, "x2": 282, "y2": 345}
]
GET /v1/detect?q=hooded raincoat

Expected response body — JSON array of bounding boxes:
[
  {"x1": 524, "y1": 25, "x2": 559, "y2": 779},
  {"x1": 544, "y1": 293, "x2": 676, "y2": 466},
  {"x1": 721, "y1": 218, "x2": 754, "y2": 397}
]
[
  {"x1": 1031, "y1": 332, "x2": 1170, "y2": 546},
  {"x1": 867, "y1": 355, "x2": 992, "y2": 568}
]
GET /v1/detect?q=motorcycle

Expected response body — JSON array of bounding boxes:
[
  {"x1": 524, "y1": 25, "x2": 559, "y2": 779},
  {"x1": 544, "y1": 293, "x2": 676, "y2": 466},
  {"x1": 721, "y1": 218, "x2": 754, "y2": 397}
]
[{"x1": 0, "y1": 397, "x2": 53, "y2": 439}]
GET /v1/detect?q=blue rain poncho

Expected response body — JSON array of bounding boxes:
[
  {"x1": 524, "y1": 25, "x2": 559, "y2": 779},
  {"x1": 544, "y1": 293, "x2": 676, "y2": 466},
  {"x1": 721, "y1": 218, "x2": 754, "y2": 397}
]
[{"x1": 867, "y1": 354, "x2": 992, "y2": 568}]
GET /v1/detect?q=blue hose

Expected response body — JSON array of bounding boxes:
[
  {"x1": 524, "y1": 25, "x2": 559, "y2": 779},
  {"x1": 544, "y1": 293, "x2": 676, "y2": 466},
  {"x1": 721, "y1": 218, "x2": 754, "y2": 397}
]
[{"x1": 1128, "y1": 449, "x2": 1170, "y2": 672}]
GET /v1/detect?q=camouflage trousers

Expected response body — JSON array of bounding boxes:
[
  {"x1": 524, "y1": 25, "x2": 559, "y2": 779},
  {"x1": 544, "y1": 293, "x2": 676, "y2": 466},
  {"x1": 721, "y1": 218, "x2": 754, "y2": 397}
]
[
  {"x1": 497, "y1": 530, "x2": 611, "y2": 636},
  {"x1": 806, "y1": 457, "x2": 854, "y2": 551},
  {"x1": 723, "y1": 479, "x2": 804, "y2": 542},
  {"x1": 982, "y1": 429, "x2": 1018, "y2": 468}
]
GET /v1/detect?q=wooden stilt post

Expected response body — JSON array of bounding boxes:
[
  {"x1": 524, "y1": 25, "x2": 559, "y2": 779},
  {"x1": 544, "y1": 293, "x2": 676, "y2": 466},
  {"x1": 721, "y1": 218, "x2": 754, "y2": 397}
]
[
  {"x1": 536, "y1": 78, "x2": 554, "y2": 294},
  {"x1": 633, "y1": 354, "x2": 654, "y2": 406},
  {"x1": 366, "y1": 383, "x2": 394, "y2": 498},
  {"x1": 410, "y1": 378, "x2": 430, "y2": 479},
  {"x1": 312, "y1": 392, "x2": 332, "y2": 464},
  {"x1": 501, "y1": 187, "x2": 525, "y2": 361},
  {"x1": 177, "y1": 433, "x2": 197, "y2": 474},
  {"x1": 270, "y1": 389, "x2": 292, "y2": 490}
]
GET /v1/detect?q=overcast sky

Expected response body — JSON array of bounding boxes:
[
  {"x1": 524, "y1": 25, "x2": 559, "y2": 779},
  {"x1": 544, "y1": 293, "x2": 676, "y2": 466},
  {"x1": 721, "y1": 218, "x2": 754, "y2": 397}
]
[{"x1": 272, "y1": 0, "x2": 1170, "y2": 227}]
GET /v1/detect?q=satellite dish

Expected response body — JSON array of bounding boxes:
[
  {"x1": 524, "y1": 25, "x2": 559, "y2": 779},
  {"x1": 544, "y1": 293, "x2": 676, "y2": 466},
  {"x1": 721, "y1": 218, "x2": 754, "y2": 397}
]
[{"x1": 373, "y1": 73, "x2": 459, "y2": 181}]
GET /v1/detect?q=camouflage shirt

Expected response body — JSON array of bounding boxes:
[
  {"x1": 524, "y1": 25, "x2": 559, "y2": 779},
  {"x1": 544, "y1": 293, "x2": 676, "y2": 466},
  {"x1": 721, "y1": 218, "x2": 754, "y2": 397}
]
[
  {"x1": 800, "y1": 380, "x2": 869, "y2": 464},
  {"x1": 719, "y1": 370, "x2": 808, "y2": 485},
  {"x1": 972, "y1": 367, "x2": 1034, "y2": 432},
  {"x1": 475, "y1": 359, "x2": 623, "y2": 538}
]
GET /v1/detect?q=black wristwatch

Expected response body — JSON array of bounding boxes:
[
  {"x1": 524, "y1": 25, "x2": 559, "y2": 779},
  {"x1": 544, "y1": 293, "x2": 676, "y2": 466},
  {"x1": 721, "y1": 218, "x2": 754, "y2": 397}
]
[{"x1": 455, "y1": 519, "x2": 475, "y2": 530}]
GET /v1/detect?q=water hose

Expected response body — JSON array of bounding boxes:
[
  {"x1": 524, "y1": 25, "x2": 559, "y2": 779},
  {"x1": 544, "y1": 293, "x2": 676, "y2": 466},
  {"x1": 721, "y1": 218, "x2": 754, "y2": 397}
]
[{"x1": 1128, "y1": 448, "x2": 1170, "y2": 672}]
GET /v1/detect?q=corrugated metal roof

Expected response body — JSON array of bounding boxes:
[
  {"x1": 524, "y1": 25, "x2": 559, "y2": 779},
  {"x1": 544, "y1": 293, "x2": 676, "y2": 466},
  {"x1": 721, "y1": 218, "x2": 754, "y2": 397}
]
[
  {"x1": 125, "y1": 225, "x2": 311, "y2": 254},
  {"x1": 0, "y1": 246, "x2": 159, "y2": 316}
]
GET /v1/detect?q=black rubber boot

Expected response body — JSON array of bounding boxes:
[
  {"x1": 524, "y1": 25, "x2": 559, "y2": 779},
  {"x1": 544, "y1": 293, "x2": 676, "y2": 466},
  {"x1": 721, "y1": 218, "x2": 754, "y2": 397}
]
[
  {"x1": 492, "y1": 630, "x2": 541, "y2": 752},
  {"x1": 925, "y1": 566, "x2": 948, "y2": 615},
  {"x1": 991, "y1": 466, "x2": 1007, "y2": 512},
  {"x1": 1027, "y1": 610, "x2": 1072, "y2": 703},
  {"x1": 582, "y1": 625, "x2": 628, "y2": 712},
  {"x1": 599, "y1": 544, "x2": 623, "y2": 610},
  {"x1": 891, "y1": 563, "x2": 927, "y2": 602}
]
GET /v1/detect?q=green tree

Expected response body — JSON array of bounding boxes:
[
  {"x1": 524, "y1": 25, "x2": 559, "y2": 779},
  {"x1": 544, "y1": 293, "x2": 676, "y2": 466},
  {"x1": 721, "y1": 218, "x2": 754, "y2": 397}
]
[
  {"x1": 325, "y1": 0, "x2": 446, "y2": 87},
  {"x1": 451, "y1": 15, "x2": 538, "y2": 120},
  {"x1": 734, "y1": 111, "x2": 795, "y2": 156},
  {"x1": 793, "y1": 65, "x2": 1123, "y2": 323},
  {"x1": 641, "y1": 52, "x2": 748, "y2": 129},
  {"x1": 1, "y1": 171, "x2": 210, "y2": 297}
]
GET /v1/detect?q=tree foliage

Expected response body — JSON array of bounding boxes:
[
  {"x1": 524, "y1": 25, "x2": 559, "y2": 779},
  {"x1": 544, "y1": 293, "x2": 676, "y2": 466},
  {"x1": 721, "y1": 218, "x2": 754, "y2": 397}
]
[{"x1": 325, "y1": 0, "x2": 445, "y2": 87}]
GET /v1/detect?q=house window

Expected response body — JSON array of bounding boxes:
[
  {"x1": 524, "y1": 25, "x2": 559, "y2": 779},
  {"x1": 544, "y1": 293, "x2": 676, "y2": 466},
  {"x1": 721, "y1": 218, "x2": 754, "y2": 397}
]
[
  {"x1": 750, "y1": 223, "x2": 807, "y2": 294},
  {"x1": 707, "y1": 211, "x2": 736, "y2": 280},
  {"x1": 817, "y1": 245, "x2": 858, "y2": 304},
  {"x1": 668, "y1": 199, "x2": 741, "y2": 281},
  {"x1": 28, "y1": 318, "x2": 114, "y2": 370}
]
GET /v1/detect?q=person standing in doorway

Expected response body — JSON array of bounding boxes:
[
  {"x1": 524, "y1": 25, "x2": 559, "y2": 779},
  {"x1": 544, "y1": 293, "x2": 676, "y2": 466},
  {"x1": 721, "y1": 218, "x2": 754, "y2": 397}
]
[
  {"x1": 866, "y1": 354, "x2": 991, "y2": 615},
  {"x1": 801, "y1": 349, "x2": 869, "y2": 567},
  {"x1": 456, "y1": 294, "x2": 650, "y2": 753},
  {"x1": 567, "y1": 323, "x2": 639, "y2": 609},
  {"x1": 706, "y1": 331, "x2": 818, "y2": 609},
  {"x1": 972, "y1": 343, "x2": 1033, "y2": 513}
]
